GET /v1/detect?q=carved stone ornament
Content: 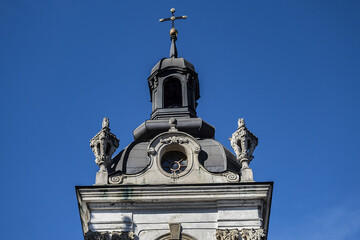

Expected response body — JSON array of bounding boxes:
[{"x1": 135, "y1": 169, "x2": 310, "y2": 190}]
[
  {"x1": 229, "y1": 118, "x2": 258, "y2": 162},
  {"x1": 149, "y1": 76, "x2": 159, "y2": 90},
  {"x1": 111, "y1": 231, "x2": 135, "y2": 240},
  {"x1": 229, "y1": 118, "x2": 258, "y2": 182},
  {"x1": 159, "y1": 119, "x2": 192, "y2": 144},
  {"x1": 169, "y1": 117, "x2": 178, "y2": 132},
  {"x1": 160, "y1": 136, "x2": 189, "y2": 145},
  {"x1": 216, "y1": 229, "x2": 240, "y2": 240},
  {"x1": 240, "y1": 228, "x2": 265, "y2": 240},
  {"x1": 223, "y1": 171, "x2": 240, "y2": 182},
  {"x1": 109, "y1": 172, "x2": 123, "y2": 184},
  {"x1": 169, "y1": 223, "x2": 181, "y2": 240},
  {"x1": 84, "y1": 231, "x2": 135, "y2": 240},
  {"x1": 84, "y1": 231, "x2": 110, "y2": 240},
  {"x1": 90, "y1": 117, "x2": 119, "y2": 171}
]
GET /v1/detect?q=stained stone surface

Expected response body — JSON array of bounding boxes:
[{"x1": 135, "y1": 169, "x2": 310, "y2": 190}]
[{"x1": 76, "y1": 183, "x2": 272, "y2": 240}]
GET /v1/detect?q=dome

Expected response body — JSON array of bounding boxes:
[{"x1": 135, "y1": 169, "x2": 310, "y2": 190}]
[{"x1": 109, "y1": 138, "x2": 239, "y2": 175}]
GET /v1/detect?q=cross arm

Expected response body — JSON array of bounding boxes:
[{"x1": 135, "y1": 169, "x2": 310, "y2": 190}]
[
  {"x1": 159, "y1": 16, "x2": 187, "y2": 22},
  {"x1": 159, "y1": 17, "x2": 171, "y2": 22},
  {"x1": 175, "y1": 16, "x2": 187, "y2": 20}
]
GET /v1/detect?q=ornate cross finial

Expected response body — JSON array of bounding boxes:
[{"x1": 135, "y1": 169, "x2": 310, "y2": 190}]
[
  {"x1": 159, "y1": 8, "x2": 187, "y2": 58},
  {"x1": 159, "y1": 8, "x2": 187, "y2": 29}
]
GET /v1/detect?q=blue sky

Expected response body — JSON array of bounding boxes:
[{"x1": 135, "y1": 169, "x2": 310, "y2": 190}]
[{"x1": 1, "y1": 0, "x2": 359, "y2": 239}]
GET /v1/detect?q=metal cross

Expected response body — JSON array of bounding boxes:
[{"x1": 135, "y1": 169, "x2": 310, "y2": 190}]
[{"x1": 159, "y1": 8, "x2": 187, "y2": 29}]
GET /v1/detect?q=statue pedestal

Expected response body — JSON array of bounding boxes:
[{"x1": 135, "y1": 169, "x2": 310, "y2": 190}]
[
  {"x1": 95, "y1": 171, "x2": 108, "y2": 185},
  {"x1": 241, "y1": 167, "x2": 254, "y2": 182}
]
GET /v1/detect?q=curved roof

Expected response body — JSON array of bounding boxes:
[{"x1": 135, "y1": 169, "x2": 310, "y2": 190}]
[
  {"x1": 150, "y1": 57, "x2": 195, "y2": 76},
  {"x1": 109, "y1": 138, "x2": 239, "y2": 175}
]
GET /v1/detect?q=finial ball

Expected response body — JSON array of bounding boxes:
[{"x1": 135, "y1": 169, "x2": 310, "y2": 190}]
[
  {"x1": 170, "y1": 27, "x2": 178, "y2": 36},
  {"x1": 170, "y1": 8, "x2": 175, "y2": 13}
]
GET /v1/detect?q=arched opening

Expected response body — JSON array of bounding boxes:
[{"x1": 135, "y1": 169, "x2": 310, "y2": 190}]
[
  {"x1": 156, "y1": 233, "x2": 196, "y2": 240},
  {"x1": 163, "y1": 78, "x2": 182, "y2": 108}
]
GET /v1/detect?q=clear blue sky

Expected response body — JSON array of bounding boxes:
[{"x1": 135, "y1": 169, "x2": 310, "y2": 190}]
[{"x1": 1, "y1": 1, "x2": 359, "y2": 239}]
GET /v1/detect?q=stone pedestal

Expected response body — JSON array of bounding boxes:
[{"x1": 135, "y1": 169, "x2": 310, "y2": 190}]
[
  {"x1": 241, "y1": 167, "x2": 254, "y2": 182},
  {"x1": 95, "y1": 171, "x2": 108, "y2": 185}
]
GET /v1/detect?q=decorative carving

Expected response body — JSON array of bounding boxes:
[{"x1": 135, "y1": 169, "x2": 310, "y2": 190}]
[
  {"x1": 223, "y1": 172, "x2": 240, "y2": 182},
  {"x1": 147, "y1": 147, "x2": 156, "y2": 155},
  {"x1": 216, "y1": 229, "x2": 240, "y2": 240},
  {"x1": 90, "y1": 117, "x2": 119, "y2": 171},
  {"x1": 160, "y1": 136, "x2": 189, "y2": 145},
  {"x1": 240, "y1": 228, "x2": 265, "y2": 240},
  {"x1": 230, "y1": 118, "x2": 258, "y2": 162},
  {"x1": 149, "y1": 76, "x2": 159, "y2": 90},
  {"x1": 84, "y1": 231, "x2": 135, "y2": 240},
  {"x1": 194, "y1": 146, "x2": 200, "y2": 154},
  {"x1": 109, "y1": 173, "x2": 123, "y2": 184},
  {"x1": 169, "y1": 118, "x2": 178, "y2": 132},
  {"x1": 169, "y1": 223, "x2": 181, "y2": 240},
  {"x1": 111, "y1": 231, "x2": 135, "y2": 240},
  {"x1": 229, "y1": 118, "x2": 258, "y2": 182},
  {"x1": 84, "y1": 231, "x2": 110, "y2": 240}
]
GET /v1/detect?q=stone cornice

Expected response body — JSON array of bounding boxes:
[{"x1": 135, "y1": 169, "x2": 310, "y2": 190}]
[{"x1": 77, "y1": 182, "x2": 272, "y2": 203}]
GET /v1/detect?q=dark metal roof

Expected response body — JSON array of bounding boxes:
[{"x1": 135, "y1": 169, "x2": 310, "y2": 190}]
[
  {"x1": 150, "y1": 57, "x2": 195, "y2": 76},
  {"x1": 110, "y1": 138, "x2": 239, "y2": 175}
]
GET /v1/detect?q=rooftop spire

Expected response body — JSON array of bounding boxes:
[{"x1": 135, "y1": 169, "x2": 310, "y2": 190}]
[{"x1": 159, "y1": 8, "x2": 187, "y2": 58}]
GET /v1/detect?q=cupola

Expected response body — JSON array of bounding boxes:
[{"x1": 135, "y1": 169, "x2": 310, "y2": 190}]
[{"x1": 148, "y1": 9, "x2": 199, "y2": 120}]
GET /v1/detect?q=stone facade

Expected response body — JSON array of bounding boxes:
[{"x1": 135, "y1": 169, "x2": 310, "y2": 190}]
[{"x1": 77, "y1": 183, "x2": 272, "y2": 240}]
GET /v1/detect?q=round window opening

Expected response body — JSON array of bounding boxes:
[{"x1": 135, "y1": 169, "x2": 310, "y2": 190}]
[{"x1": 161, "y1": 151, "x2": 188, "y2": 174}]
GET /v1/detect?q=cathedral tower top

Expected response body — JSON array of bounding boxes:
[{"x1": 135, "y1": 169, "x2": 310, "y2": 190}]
[{"x1": 148, "y1": 8, "x2": 199, "y2": 120}]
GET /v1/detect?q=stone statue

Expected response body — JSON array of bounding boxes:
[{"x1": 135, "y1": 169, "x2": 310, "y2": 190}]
[
  {"x1": 90, "y1": 117, "x2": 119, "y2": 184},
  {"x1": 229, "y1": 118, "x2": 258, "y2": 182}
]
